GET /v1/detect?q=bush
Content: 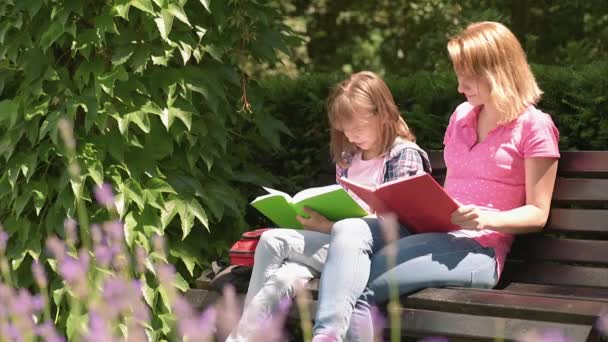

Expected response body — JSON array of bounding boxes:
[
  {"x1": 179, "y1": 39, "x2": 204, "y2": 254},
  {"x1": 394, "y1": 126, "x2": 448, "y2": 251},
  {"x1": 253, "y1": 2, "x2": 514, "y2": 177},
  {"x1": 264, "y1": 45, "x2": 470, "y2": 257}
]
[{"x1": 0, "y1": 0, "x2": 298, "y2": 336}]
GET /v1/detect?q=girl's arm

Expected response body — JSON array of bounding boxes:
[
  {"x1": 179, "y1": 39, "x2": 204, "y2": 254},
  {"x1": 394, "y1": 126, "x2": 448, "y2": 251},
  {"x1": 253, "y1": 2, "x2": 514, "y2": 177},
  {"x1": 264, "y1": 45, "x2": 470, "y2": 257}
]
[{"x1": 451, "y1": 157, "x2": 558, "y2": 234}]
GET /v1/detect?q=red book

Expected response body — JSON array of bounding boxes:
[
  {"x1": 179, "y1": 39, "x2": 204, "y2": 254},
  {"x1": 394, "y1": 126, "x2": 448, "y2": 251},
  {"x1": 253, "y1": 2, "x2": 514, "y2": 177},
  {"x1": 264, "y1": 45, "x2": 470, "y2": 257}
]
[{"x1": 339, "y1": 173, "x2": 460, "y2": 234}]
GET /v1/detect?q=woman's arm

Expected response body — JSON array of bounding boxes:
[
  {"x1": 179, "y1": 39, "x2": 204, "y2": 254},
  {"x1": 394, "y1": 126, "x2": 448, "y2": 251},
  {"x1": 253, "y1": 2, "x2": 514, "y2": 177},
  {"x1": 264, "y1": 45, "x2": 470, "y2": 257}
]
[{"x1": 451, "y1": 157, "x2": 558, "y2": 234}]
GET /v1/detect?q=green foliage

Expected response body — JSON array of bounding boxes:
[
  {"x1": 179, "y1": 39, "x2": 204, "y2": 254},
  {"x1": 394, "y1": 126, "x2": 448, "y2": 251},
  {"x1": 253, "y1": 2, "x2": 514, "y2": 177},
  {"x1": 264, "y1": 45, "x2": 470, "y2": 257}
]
[
  {"x1": 0, "y1": 0, "x2": 298, "y2": 336},
  {"x1": 256, "y1": 63, "x2": 608, "y2": 197},
  {"x1": 282, "y1": 0, "x2": 608, "y2": 75}
]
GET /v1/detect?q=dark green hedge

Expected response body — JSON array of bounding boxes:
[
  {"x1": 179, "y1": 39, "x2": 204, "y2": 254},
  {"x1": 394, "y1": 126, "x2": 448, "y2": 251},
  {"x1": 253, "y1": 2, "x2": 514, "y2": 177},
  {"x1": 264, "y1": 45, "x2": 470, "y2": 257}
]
[{"x1": 249, "y1": 63, "x2": 608, "y2": 205}]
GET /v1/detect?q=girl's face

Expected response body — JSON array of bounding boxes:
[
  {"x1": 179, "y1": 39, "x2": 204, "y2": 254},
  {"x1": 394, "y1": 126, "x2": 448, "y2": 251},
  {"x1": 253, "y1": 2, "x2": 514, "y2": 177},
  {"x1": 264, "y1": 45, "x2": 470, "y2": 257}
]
[
  {"x1": 340, "y1": 112, "x2": 382, "y2": 155},
  {"x1": 457, "y1": 74, "x2": 492, "y2": 107}
]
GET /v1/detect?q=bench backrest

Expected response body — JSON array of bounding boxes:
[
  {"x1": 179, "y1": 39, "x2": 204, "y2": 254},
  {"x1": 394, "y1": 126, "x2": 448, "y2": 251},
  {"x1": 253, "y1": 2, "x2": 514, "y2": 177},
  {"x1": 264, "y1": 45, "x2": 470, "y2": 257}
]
[{"x1": 429, "y1": 151, "x2": 608, "y2": 289}]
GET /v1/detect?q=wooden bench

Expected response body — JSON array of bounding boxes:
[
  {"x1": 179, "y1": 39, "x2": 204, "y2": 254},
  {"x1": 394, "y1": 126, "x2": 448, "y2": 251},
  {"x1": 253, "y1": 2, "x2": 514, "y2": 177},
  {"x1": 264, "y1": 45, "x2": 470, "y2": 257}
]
[{"x1": 187, "y1": 150, "x2": 608, "y2": 341}]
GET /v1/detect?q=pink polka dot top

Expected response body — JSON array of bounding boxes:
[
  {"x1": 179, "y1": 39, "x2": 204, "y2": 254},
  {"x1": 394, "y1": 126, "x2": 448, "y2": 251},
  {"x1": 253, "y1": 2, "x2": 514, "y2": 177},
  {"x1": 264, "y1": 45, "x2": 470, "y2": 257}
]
[{"x1": 443, "y1": 102, "x2": 560, "y2": 278}]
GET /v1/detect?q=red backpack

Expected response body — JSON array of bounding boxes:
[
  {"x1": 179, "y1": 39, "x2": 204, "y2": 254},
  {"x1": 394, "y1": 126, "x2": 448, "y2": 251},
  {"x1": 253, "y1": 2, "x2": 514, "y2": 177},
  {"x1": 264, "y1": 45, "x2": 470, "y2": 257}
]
[{"x1": 228, "y1": 228, "x2": 271, "y2": 266}]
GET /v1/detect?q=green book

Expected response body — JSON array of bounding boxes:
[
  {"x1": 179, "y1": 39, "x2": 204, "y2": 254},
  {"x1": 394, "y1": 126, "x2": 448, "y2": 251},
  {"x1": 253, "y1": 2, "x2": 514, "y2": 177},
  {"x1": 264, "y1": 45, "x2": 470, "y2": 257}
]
[{"x1": 251, "y1": 185, "x2": 367, "y2": 229}]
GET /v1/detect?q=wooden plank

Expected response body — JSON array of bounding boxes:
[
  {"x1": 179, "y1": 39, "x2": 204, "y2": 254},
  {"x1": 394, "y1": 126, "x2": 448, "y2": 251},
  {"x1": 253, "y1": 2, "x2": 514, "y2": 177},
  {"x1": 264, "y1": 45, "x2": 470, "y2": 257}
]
[
  {"x1": 502, "y1": 283, "x2": 608, "y2": 302},
  {"x1": 558, "y1": 151, "x2": 608, "y2": 175},
  {"x1": 400, "y1": 308, "x2": 593, "y2": 342},
  {"x1": 429, "y1": 151, "x2": 446, "y2": 173},
  {"x1": 509, "y1": 236, "x2": 608, "y2": 265},
  {"x1": 552, "y1": 178, "x2": 608, "y2": 203},
  {"x1": 501, "y1": 261, "x2": 608, "y2": 289},
  {"x1": 403, "y1": 287, "x2": 608, "y2": 325},
  {"x1": 546, "y1": 208, "x2": 608, "y2": 234}
]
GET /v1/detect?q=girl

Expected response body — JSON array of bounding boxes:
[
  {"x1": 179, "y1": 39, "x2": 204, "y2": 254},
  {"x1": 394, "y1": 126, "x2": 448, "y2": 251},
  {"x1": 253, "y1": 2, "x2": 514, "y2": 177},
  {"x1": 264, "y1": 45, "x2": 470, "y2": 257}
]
[
  {"x1": 328, "y1": 21, "x2": 560, "y2": 341},
  {"x1": 226, "y1": 71, "x2": 431, "y2": 341}
]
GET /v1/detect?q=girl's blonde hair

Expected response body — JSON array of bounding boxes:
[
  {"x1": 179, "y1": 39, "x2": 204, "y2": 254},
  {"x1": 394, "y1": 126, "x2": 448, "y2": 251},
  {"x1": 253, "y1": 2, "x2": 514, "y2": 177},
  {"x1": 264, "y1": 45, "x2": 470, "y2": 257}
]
[
  {"x1": 327, "y1": 71, "x2": 414, "y2": 165},
  {"x1": 447, "y1": 21, "x2": 542, "y2": 122}
]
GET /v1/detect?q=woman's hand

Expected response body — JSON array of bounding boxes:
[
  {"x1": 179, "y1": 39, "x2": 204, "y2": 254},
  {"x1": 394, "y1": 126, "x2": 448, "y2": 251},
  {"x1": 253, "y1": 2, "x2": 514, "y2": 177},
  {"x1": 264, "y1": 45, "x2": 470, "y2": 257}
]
[
  {"x1": 451, "y1": 205, "x2": 496, "y2": 230},
  {"x1": 296, "y1": 207, "x2": 334, "y2": 234}
]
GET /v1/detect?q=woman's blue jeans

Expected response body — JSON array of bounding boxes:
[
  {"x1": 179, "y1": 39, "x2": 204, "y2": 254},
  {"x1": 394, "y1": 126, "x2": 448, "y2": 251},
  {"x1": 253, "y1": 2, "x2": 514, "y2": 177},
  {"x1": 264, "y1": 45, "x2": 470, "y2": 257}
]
[{"x1": 315, "y1": 218, "x2": 498, "y2": 341}]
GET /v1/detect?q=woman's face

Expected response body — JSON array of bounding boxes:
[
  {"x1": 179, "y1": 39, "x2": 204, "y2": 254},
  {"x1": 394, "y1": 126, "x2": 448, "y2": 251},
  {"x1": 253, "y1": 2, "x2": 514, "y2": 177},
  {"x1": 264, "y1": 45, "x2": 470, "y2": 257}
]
[{"x1": 457, "y1": 74, "x2": 492, "y2": 107}]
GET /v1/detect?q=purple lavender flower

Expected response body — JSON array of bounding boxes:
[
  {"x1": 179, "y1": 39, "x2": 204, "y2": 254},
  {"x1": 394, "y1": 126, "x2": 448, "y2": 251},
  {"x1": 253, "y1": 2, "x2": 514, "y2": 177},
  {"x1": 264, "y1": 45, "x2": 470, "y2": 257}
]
[
  {"x1": 58, "y1": 257, "x2": 85, "y2": 282},
  {"x1": 90, "y1": 224, "x2": 103, "y2": 244},
  {"x1": 64, "y1": 218, "x2": 78, "y2": 245},
  {"x1": 103, "y1": 220, "x2": 124, "y2": 242},
  {"x1": 94, "y1": 244, "x2": 112, "y2": 267},
  {"x1": 156, "y1": 263, "x2": 175, "y2": 286},
  {"x1": 152, "y1": 234, "x2": 166, "y2": 254},
  {"x1": 519, "y1": 328, "x2": 571, "y2": 342},
  {"x1": 597, "y1": 311, "x2": 608, "y2": 336},
  {"x1": 252, "y1": 297, "x2": 291, "y2": 342},
  {"x1": 216, "y1": 285, "x2": 242, "y2": 341},
  {"x1": 36, "y1": 321, "x2": 65, "y2": 342},
  {"x1": 179, "y1": 307, "x2": 216, "y2": 342},
  {"x1": 84, "y1": 311, "x2": 114, "y2": 342},
  {"x1": 0, "y1": 230, "x2": 8, "y2": 254},
  {"x1": 135, "y1": 245, "x2": 147, "y2": 274},
  {"x1": 46, "y1": 236, "x2": 67, "y2": 260},
  {"x1": 94, "y1": 183, "x2": 115, "y2": 208},
  {"x1": 32, "y1": 260, "x2": 48, "y2": 288}
]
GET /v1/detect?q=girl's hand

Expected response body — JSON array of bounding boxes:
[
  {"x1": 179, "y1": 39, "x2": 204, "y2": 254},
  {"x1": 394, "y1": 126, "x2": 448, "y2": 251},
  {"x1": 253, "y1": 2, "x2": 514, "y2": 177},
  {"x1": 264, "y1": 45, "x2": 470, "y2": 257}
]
[
  {"x1": 296, "y1": 207, "x2": 334, "y2": 234},
  {"x1": 451, "y1": 205, "x2": 495, "y2": 230}
]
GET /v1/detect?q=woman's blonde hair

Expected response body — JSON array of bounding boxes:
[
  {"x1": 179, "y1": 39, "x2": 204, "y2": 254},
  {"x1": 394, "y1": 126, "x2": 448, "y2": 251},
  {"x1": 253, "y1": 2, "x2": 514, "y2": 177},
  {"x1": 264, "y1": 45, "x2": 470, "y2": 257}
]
[
  {"x1": 327, "y1": 71, "x2": 414, "y2": 165},
  {"x1": 447, "y1": 21, "x2": 542, "y2": 122}
]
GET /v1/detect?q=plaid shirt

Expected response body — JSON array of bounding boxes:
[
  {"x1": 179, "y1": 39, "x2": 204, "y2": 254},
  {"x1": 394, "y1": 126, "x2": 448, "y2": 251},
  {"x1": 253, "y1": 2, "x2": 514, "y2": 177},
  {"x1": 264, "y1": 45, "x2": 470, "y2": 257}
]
[{"x1": 336, "y1": 138, "x2": 431, "y2": 184}]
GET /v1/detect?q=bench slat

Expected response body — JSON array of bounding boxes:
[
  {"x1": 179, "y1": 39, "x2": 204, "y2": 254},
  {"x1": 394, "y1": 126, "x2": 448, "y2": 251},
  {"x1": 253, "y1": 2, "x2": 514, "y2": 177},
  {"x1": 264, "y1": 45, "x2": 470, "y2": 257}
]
[
  {"x1": 501, "y1": 261, "x2": 608, "y2": 289},
  {"x1": 553, "y1": 178, "x2": 608, "y2": 203},
  {"x1": 509, "y1": 236, "x2": 608, "y2": 265},
  {"x1": 400, "y1": 308, "x2": 593, "y2": 342},
  {"x1": 404, "y1": 287, "x2": 607, "y2": 325},
  {"x1": 502, "y1": 283, "x2": 608, "y2": 302},
  {"x1": 558, "y1": 151, "x2": 608, "y2": 175},
  {"x1": 546, "y1": 208, "x2": 608, "y2": 234}
]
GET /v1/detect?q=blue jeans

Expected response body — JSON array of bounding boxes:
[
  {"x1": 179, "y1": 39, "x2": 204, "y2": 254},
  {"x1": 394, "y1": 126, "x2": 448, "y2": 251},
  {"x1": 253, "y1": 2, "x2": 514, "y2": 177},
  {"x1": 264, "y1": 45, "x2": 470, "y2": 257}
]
[
  {"x1": 315, "y1": 218, "x2": 498, "y2": 341},
  {"x1": 347, "y1": 231, "x2": 498, "y2": 341}
]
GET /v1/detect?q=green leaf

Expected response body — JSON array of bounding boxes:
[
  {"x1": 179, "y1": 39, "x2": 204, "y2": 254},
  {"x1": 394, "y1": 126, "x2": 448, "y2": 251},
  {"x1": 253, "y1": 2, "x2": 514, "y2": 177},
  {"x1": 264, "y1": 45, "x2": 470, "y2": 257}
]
[
  {"x1": 188, "y1": 198, "x2": 208, "y2": 231},
  {"x1": 198, "y1": 0, "x2": 211, "y2": 12},
  {"x1": 167, "y1": 3, "x2": 190, "y2": 26},
  {"x1": 154, "y1": 9, "x2": 174, "y2": 41},
  {"x1": 40, "y1": 19, "x2": 65, "y2": 51},
  {"x1": 160, "y1": 199, "x2": 178, "y2": 230},
  {"x1": 131, "y1": 0, "x2": 155, "y2": 15},
  {"x1": 173, "y1": 272, "x2": 189, "y2": 292},
  {"x1": 128, "y1": 111, "x2": 151, "y2": 133},
  {"x1": 112, "y1": 46, "x2": 135, "y2": 66},
  {"x1": 122, "y1": 179, "x2": 145, "y2": 211},
  {"x1": 176, "y1": 198, "x2": 194, "y2": 239},
  {"x1": 169, "y1": 106, "x2": 192, "y2": 131},
  {"x1": 146, "y1": 178, "x2": 176, "y2": 194},
  {"x1": 0, "y1": 99, "x2": 18, "y2": 128},
  {"x1": 66, "y1": 312, "x2": 88, "y2": 341},
  {"x1": 113, "y1": 0, "x2": 131, "y2": 19},
  {"x1": 140, "y1": 275, "x2": 157, "y2": 307},
  {"x1": 85, "y1": 158, "x2": 104, "y2": 186},
  {"x1": 124, "y1": 212, "x2": 138, "y2": 247},
  {"x1": 32, "y1": 183, "x2": 47, "y2": 216},
  {"x1": 15, "y1": 192, "x2": 32, "y2": 218}
]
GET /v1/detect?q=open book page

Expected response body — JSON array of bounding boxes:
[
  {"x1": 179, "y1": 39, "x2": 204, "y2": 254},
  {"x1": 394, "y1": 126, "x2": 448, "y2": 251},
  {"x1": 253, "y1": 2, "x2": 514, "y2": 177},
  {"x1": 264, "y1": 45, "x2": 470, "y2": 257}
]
[
  {"x1": 261, "y1": 187, "x2": 292, "y2": 200},
  {"x1": 251, "y1": 194, "x2": 301, "y2": 228},
  {"x1": 292, "y1": 184, "x2": 343, "y2": 203},
  {"x1": 293, "y1": 185, "x2": 367, "y2": 221}
]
